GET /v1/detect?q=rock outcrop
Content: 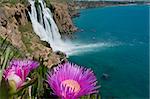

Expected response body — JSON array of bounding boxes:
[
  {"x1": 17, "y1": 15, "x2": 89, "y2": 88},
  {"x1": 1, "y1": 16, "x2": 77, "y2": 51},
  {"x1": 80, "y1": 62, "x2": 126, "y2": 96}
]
[
  {"x1": 0, "y1": 3, "x2": 66, "y2": 68},
  {"x1": 50, "y1": 2, "x2": 77, "y2": 35},
  {"x1": 0, "y1": 3, "x2": 28, "y2": 52}
]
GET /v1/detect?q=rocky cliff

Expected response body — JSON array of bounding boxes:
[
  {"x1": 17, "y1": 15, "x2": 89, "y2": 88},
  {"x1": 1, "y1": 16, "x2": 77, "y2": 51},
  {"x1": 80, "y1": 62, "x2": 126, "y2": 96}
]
[
  {"x1": 50, "y1": 2, "x2": 77, "y2": 35},
  {"x1": 0, "y1": 3, "x2": 66, "y2": 68},
  {"x1": 69, "y1": 1, "x2": 149, "y2": 10}
]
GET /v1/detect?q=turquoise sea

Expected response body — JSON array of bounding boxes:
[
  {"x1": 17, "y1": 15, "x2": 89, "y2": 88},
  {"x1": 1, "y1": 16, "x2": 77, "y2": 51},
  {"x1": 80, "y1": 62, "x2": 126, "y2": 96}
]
[{"x1": 69, "y1": 5, "x2": 149, "y2": 99}]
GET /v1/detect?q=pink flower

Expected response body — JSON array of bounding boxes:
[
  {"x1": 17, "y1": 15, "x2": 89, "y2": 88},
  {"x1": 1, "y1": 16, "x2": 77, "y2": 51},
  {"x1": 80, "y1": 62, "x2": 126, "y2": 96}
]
[
  {"x1": 47, "y1": 62, "x2": 99, "y2": 99},
  {"x1": 3, "y1": 59, "x2": 39, "y2": 89}
]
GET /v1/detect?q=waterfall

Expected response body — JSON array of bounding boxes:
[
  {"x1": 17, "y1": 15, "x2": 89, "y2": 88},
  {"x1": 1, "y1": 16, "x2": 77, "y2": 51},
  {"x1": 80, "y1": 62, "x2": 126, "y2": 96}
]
[
  {"x1": 28, "y1": 0, "x2": 117, "y2": 56},
  {"x1": 28, "y1": 0, "x2": 67, "y2": 52}
]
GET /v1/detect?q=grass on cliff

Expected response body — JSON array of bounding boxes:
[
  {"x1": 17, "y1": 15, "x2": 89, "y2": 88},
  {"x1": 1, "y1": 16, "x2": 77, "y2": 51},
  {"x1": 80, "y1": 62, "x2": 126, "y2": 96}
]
[
  {"x1": 0, "y1": 0, "x2": 28, "y2": 5},
  {"x1": 19, "y1": 22, "x2": 50, "y2": 54},
  {"x1": 45, "y1": 0, "x2": 71, "y2": 8},
  {"x1": 19, "y1": 22, "x2": 33, "y2": 33},
  {"x1": 45, "y1": 0, "x2": 70, "y2": 3},
  {"x1": 19, "y1": 22, "x2": 36, "y2": 53}
]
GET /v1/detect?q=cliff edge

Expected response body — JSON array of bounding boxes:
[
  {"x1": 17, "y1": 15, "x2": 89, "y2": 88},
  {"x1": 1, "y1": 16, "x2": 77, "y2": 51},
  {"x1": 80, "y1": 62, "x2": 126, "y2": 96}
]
[{"x1": 0, "y1": 3, "x2": 66, "y2": 68}]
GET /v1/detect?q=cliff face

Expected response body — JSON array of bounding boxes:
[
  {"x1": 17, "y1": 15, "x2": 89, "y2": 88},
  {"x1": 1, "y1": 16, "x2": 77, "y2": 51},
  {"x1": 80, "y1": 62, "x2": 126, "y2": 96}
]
[
  {"x1": 70, "y1": 1, "x2": 149, "y2": 10},
  {"x1": 0, "y1": 3, "x2": 28, "y2": 52},
  {"x1": 0, "y1": 3, "x2": 65, "y2": 68},
  {"x1": 50, "y1": 2, "x2": 77, "y2": 35},
  {"x1": 71, "y1": 1, "x2": 125, "y2": 9}
]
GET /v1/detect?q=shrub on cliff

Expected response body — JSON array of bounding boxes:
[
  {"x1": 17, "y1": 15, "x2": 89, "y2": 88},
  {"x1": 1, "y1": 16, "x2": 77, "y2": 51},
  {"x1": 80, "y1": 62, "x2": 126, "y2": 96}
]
[{"x1": 0, "y1": 0, "x2": 28, "y2": 5}]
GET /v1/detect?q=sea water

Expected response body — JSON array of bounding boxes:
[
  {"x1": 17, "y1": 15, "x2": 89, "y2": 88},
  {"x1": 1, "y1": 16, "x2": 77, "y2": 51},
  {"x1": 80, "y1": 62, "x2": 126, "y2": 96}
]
[{"x1": 69, "y1": 5, "x2": 149, "y2": 99}]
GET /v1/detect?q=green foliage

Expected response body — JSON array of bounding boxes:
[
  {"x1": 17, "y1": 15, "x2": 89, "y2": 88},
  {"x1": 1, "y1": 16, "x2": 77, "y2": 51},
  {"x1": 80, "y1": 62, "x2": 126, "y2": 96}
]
[
  {"x1": 0, "y1": 78, "x2": 9, "y2": 99},
  {"x1": 19, "y1": 22, "x2": 35, "y2": 53},
  {"x1": 0, "y1": 47, "x2": 11, "y2": 82},
  {"x1": 45, "y1": 0, "x2": 71, "y2": 3},
  {"x1": 0, "y1": 57, "x2": 49, "y2": 98},
  {"x1": 30, "y1": 58, "x2": 50, "y2": 98},
  {"x1": 0, "y1": 38, "x2": 15, "y2": 83},
  {"x1": 45, "y1": 0, "x2": 52, "y2": 8},
  {"x1": 21, "y1": 32, "x2": 33, "y2": 53},
  {"x1": 0, "y1": 38, "x2": 20, "y2": 80},
  {"x1": 0, "y1": 0, "x2": 101, "y2": 98},
  {"x1": 19, "y1": 22, "x2": 33, "y2": 33},
  {"x1": 45, "y1": 0, "x2": 71, "y2": 8},
  {"x1": 0, "y1": 37, "x2": 21, "y2": 99},
  {"x1": 0, "y1": 0, "x2": 28, "y2": 5}
]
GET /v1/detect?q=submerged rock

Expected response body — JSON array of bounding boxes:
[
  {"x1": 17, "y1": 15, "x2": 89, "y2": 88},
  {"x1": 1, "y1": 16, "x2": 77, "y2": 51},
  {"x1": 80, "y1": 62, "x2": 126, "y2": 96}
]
[{"x1": 101, "y1": 73, "x2": 110, "y2": 80}]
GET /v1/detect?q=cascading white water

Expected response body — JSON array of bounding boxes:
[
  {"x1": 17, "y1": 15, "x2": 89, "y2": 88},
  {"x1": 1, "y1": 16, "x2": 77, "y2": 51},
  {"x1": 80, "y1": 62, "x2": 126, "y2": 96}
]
[
  {"x1": 28, "y1": 0, "x2": 117, "y2": 56},
  {"x1": 28, "y1": 0, "x2": 66, "y2": 51}
]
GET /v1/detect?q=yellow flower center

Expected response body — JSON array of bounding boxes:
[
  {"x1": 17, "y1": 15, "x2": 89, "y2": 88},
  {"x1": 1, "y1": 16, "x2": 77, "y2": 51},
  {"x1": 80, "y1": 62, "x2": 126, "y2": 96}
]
[{"x1": 61, "y1": 79, "x2": 80, "y2": 94}]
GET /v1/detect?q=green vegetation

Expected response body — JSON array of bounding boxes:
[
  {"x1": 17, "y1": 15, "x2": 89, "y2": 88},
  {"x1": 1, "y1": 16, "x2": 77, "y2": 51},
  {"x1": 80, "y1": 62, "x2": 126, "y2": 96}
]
[
  {"x1": 0, "y1": 37, "x2": 23, "y2": 99},
  {"x1": 45, "y1": 0, "x2": 52, "y2": 8},
  {"x1": 19, "y1": 22, "x2": 33, "y2": 50},
  {"x1": 45, "y1": 0, "x2": 70, "y2": 3},
  {"x1": 0, "y1": 36, "x2": 23, "y2": 58},
  {"x1": 45, "y1": 0, "x2": 72, "y2": 8},
  {"x1": 19, "y1": 22, "x2": 33, "y2": 33},
  {"x1": 19, "y1": 22, "x2": 34, "y2": 53},
  {"x1": 30, "y1": 62, "x2": 49, "y2": 98},
  {"x1": 0, "y1": 0, "x2": 28, "y2": 4},
  {"x1": 0, "y1": 47, "x2": 12, "y2": 99},
  {"x1": 21, "y1": 32, "x2": 33, "y2": 53}
]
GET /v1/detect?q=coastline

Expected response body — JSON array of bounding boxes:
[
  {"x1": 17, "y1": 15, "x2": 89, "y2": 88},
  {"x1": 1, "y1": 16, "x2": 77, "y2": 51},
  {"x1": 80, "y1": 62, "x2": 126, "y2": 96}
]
[
  {"x1": 0, "y1": 1, "x2": 149, "y2": 98},
  {"x1": 69, "y1": 1, "x2": 150, "y2": 10},
  {"x1": 69, "y1": 1, "x2": 149, "y2": 25},
  {"x1": 69, "y1": 1, "x2": 149, "y2": 33},
  {"x1": 70, "y1": 5, "x2": 149, "y2": 98}
]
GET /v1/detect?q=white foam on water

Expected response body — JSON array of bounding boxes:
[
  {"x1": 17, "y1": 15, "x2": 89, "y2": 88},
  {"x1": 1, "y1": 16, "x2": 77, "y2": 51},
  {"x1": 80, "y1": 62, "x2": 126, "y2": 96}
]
[
  {"x1": 65, "y1": 42, "x2": 118, "y2": 56},
  {"x1": 28, "y1": 0, "x2": 119, "y2": 56}
]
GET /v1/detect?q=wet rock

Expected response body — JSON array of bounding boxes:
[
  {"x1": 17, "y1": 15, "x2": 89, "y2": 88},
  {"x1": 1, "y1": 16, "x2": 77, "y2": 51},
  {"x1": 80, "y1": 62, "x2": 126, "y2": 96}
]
[
  {"x1": 41, "y1": 41, "x2": 51, "y2": 48},
  {"x1": 55, "y1": 51, "x2": 66, "y2": 57}
]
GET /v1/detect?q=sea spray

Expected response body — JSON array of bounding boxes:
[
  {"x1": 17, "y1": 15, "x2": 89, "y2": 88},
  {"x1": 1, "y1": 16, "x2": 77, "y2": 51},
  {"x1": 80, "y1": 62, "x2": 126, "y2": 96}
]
[{"x1": 28, "y1": 0, "x2": 116, "y2": 56}]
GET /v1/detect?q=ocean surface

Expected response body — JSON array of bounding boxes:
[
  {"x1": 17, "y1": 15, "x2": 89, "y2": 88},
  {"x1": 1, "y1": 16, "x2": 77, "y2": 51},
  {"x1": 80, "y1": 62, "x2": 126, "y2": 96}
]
[{"x1": 69, "y1": 5, "x2": 149, "y2": 99}]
